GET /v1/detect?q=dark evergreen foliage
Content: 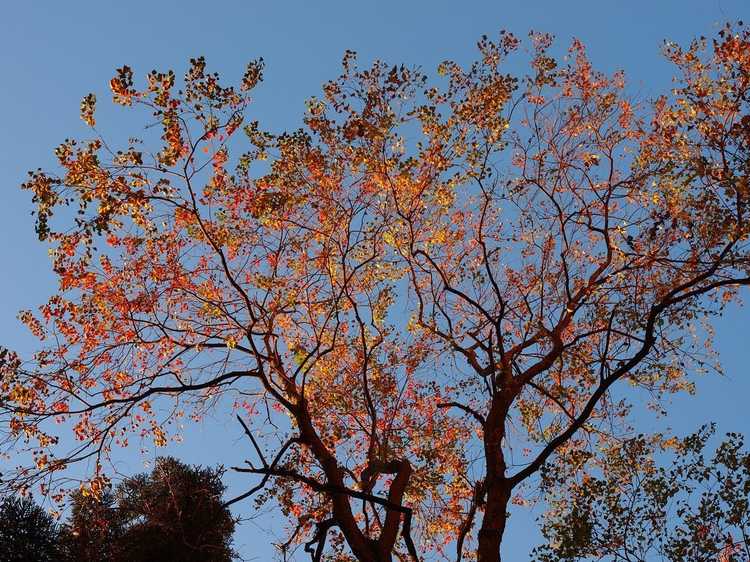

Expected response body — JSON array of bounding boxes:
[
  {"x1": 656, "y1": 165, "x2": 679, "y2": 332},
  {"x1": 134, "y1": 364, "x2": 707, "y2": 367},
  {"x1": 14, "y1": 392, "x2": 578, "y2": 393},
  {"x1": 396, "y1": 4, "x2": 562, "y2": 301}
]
[
  {"x1": 59, "y1": 457, "x2": 237, "y2": 562},
  {"x1": 0, "y1": 495, "x2": 60, "y2": 562}
]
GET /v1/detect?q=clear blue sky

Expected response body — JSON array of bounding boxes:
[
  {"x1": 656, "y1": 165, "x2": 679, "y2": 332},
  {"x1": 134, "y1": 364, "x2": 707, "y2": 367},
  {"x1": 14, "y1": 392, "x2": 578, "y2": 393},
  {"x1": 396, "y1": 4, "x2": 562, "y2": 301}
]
[{"x1": 1, "y1": 1, "x2": 748, "y2": 559}]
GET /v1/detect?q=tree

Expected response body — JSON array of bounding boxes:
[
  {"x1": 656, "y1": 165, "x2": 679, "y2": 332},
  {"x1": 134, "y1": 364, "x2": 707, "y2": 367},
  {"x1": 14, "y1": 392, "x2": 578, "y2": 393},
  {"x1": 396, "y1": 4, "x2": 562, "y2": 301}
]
[
  {"x1": 58, "y1": 490, "x2": 126, "y2": 562},
  {"x1": 535, "y1": 426, "x2": 750, "y2": 562},
  {"x1": 0, "y1": 495, "x2": 60, "y2": 562},
  {"x1": 117, "y1": 456, "x2": 237, "y2": 561},
  {"x1": 59, "y1": 457, "x2": 237, "y2": 562},
  {"x1": 1, "y1": 21, "x2": 749, "y2": 562}
]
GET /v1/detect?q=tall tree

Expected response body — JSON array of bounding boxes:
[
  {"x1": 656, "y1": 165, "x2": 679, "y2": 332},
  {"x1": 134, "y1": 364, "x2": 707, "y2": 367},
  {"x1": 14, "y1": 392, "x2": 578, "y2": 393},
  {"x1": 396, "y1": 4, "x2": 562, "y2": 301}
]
[
  {"x1": 0, "y1": 495, "x2": 60, "y2": 562},
  {"x1": 1, "y1": 22, "x2": 749, "y2": 562},
  {"x1": 116, "y1": 457, "x2": 237, "y2": 562},
  {"x1": 59, "y1": 457, "x2": 236, "y2": 562}
]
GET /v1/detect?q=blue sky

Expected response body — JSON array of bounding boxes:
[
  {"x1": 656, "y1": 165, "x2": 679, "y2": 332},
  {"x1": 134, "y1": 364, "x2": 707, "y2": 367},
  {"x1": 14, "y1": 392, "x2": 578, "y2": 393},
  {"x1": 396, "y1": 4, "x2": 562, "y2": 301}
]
[{"x1": 1, "y1": 1, "x2": 749, "y2": 559}]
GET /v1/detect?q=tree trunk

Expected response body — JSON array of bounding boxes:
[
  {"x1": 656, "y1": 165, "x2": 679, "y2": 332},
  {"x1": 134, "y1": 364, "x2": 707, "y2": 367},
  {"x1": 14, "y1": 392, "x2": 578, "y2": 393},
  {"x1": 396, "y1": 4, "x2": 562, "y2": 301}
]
[
  {"x1": 477, "y1": 395, "x2": 512, "y2": 562},
  {"x1": 295, "y1": 399, "x2": 403, "y2": 562},
  {"x1": 476, "y1": 479, "x2": 510, "y2": 562}
]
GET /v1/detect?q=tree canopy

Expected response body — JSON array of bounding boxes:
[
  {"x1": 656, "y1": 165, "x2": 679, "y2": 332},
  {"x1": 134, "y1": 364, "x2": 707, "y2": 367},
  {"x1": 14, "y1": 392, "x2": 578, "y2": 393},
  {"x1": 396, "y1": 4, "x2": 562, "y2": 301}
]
[
  {"x1": 59, "y1": 456, "x2": 237, "y2": 562},
  {"x1": 0, "y1": 21, "x2": 749, "y2": 562},
  {"x1": 0, "y1": 495, "x2": 60, "y2": 562},
  {"x1": 0, "y1": 457, "x2": 236, "y2": 561}
]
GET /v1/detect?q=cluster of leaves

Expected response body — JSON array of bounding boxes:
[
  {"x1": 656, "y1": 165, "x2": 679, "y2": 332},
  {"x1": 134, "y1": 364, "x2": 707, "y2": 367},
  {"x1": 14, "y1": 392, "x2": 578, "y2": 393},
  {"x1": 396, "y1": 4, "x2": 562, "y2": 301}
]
[
  {"x1": 1, "y1": 20, "x2": 749, "y2": 562},
  {"x1": 536, "y1": 426, "x2": 750, "y2": 562},
  {"x1": 0, "y1": 457, "x2": 237, "y2": 562}
]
